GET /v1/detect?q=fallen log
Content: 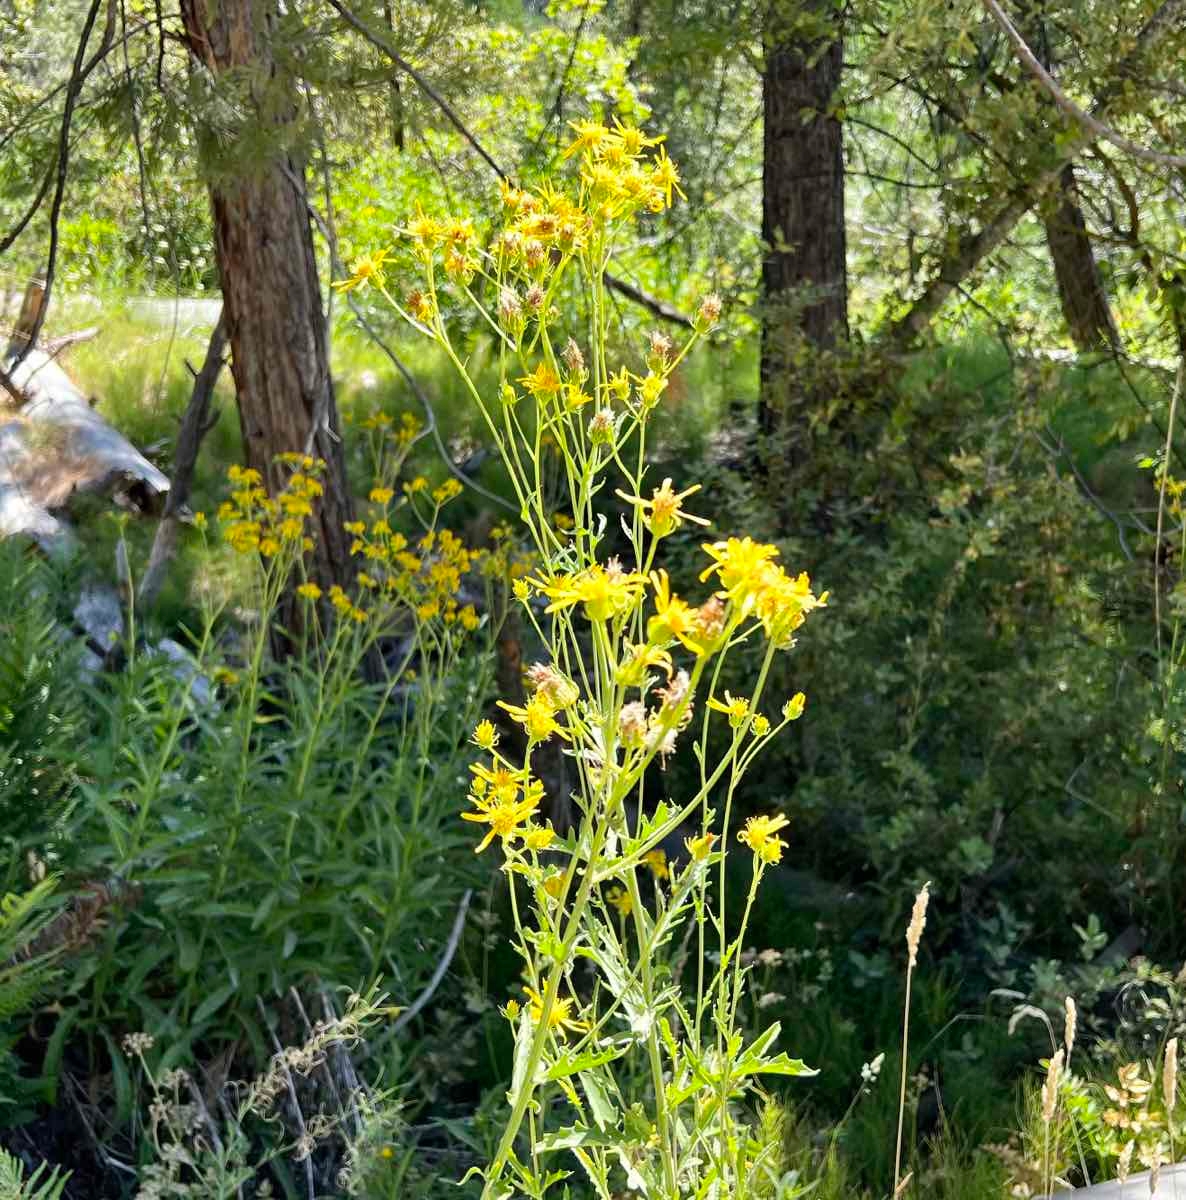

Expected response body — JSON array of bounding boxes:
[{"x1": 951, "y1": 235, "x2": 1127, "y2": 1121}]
[{"x1": 0, "y1": 345, "x2": 170, "y2": 544}]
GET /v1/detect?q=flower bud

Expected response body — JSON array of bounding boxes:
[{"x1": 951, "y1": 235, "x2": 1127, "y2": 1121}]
[
  {"x1": 589, "y1": 408, "x2": 616, "y2": 445},
  {"x1": 695, "y1": 292, "x2": 722, "y2": 332}
]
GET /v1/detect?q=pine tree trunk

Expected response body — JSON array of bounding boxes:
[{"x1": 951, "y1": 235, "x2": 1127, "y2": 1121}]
[
  {"x1": 759, "y1": 1, "x2": 848, "y2": 442},
  {"x1": 179, "y1": 0, "x2": 355, "y2": 628}
]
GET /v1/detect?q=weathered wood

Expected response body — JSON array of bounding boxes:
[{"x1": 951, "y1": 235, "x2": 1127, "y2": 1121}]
[
  {"x1": 138, "y1": 310, "x2": 227, "y2": 610},
  {"x1": 1043, "y1": 1163, "x2": 1186, "y2": 1197},
  {"x1": 8, "y1": 279, "x2": 46, "y2": 356},
  {"x1": 0, "y1": 348, "x2": 170, "y2": 544}
]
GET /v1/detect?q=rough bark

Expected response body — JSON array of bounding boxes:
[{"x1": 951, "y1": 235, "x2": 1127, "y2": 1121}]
[
  {"x1": 1044, "y1": 164, "x2": 1117, "y2": 351},
  {"x1": 759, "y1": 0, "x2": 848, "y2": 440},
  {"x1": 178, "y1": 0, "x2": 356, "y2": 628},
  {"x1": 1016, "y1": 1, "x2": 1117, "y2": 352},
  {"x1": 886, "y1": 0, "x2": 1186, "y2": 348}
]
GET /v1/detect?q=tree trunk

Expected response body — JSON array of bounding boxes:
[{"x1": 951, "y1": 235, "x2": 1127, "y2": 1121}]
[
  {"x1": 1044, "y1": 164, "x2": 1117, "y2": 351},
  {"x1": 759, "y1": 0, "x2": 847, "y2": 442},
  {"x1": 1016, "y1": 0, "x2": 1117, "y2": 353},
  {"x1": 179, "y1": 0, "x2": 356, "y2": 629}
]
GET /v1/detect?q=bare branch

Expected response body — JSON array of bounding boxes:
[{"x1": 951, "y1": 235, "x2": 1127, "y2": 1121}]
[
  {"x1": 390, "y1": 889, "x2": 472, "y2": 1035},
  {"x1": 8, "y1": 0, "x2": 116, "y2": 374},
  {"x1": 139, "y1": 310, "x2": 227, "y2": 611},
  {"x1": 982, "y1": 0, "x2": 1186, "y2": 168}
]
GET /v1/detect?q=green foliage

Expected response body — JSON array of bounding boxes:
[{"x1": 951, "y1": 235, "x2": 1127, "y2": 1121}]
[
  {"x1": 0, "y1": 878, "x2": 63, "y2": 1124},
  {"x1": 0, "y1": 1149, "x2": 69, "y2": 1200},
  {"x1": 0, "y1": 547, "x2": 84, "y2": 892}
]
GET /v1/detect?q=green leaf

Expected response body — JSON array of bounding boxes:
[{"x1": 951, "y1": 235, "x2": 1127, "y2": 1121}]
[
  {"x1": 543, "y1": 1041, "x2": 627, "y2": 1082},
  {"x1": 192, "y1": 982, "x2": 237, "y2": 1025}
]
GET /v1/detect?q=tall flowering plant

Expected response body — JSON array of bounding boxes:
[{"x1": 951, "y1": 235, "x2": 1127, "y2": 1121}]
[{"x1": 350, "y1": 118, "x2": 827, "y2": 1199}]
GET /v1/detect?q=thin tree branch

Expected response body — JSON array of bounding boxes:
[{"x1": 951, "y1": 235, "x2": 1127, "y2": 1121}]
[
  {"x1": 8, "y1": 0, "x2": 116, "y2": 374},
  {"x1": 982, "y1": 0, "x2": 1186, "y2": 168},
  {"x1": 390, "y1": 888, "x2": 471, "y2": 1035}
]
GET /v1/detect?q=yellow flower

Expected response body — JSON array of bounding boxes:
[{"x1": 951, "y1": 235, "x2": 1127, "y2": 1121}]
[
  {"x1": 459, "y1": 605, "x2": 481, "y2": 632},
  {"x1": 503, "y1": 998, "x2": 522, "y2": 1020},
  {"x1": 708, "y1": 691, "x2": 750, "y2": 728},
  {"x1": 606, "y1": 886, "x2": 632, "y2": 917},
  {"x1": 521, "y1": 823, "x2": 556, "y2": 851},
  {"x1": 752, "y1": 566, "x2": 828, "y2": 647},
  {"x1": 644, "y1": 849, "x2": 669, "y2": 881},
  {"x1": 498, "y1": 694, "x2": 569, "y2": 743},
  {"x1": 333, "y1": 249, "x2": 393, "y2": 293},
  {"x1": 535, "y1": 560, "x2": 646, "y2": 622},
  {"x1": 563, "y1": 119, "x2": 610, "y2": 159},
  {"x1": 616, "y1": 642, "x2": 673, "y2": 688},
  {"x1": 649, "y1": 147, "x2": 686, "y2": 207},
  {"x1": 296, "y1": 582, "x2": 322, "y2": 601},
  {"x1": 407, "y1": 207, "x2": 444, "y2": 248},
  {"x1": 608, "y1": 367, "x2": 632, "y2": 403},
  {"x1": 462, "y1": 787, "x2": 540, "y2": 853},
  {"x1": 518, "y1": 362, "x2": 563, "y2": 398},
  {"x1": 700, "y1": 537, "x2": 781, "y2": 608},
  {"x1": 637, "y1": 372, "x2": 667, "y2": 409},
  {"x1": 783, "y1": 692, "x2": 806, "y2": 721},
  {"x1": 648, "y1": 569, "x2": 706, "y2": 655},
  {"x1": 685, "y1": 831, "x2": 718, "y2": 861},
  {"x1": 212, "y1": 666, "x2": 240, "y2": 687},
  {"x1": 379, "y1": 1147, "x2": 395, "y2": 1161},
  {"x1": 523, "y1": 985, "x2": 588, "y2": 1036},
  {"x1": 752, "y1": 713, "x2": 771, "y2": 737},
  {"x1": 618, "y1": 478, "x2": 709, "y2": 539},
  {"x1": 739, "y1": 813, "x2": 790, "y2": 865},
  {"x1": 192, "y1": 511, "x2": 207, "y2": 531},
  {"x1": 472, "y1": 719, "x2": 498, "y2": 751},
  {"x1": 369, "y1": 486, "x2": 394, "y2": 505},
  {"x1": 609, "y1": 117, "x2": 665, "y2": 157}
]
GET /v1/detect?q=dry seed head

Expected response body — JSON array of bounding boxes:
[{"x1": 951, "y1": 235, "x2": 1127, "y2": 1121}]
[
  {"x1": 525, "y1": 283, "x2": 546, "y2": 310},
  {"x1": 1117, "y1": 1140, "x2": 1133, "y2": 1182},
  {"x1": 697, "y1": 292, "x2": 722, "y2": 329},
  {"x1": 498, "y1": 287, "x2": 523, "y2": 327},
  {"x1": 618, "y1": 701, "x2": 648, "y2": 748},
  {"x1": 562, "y1": 338, "x2": 585, "y2": 377},
  {"x1": 1064, "y1": 996, "x2": 1077, "y2": 1060},
  {"x1": 1042, "y1": 1048, "x2": 1064, "y2": 1124},
  {"x1": 905, "y1": 882, "x2": 930, "y2": 968},
  {"x1": 1164, "y1": 1036, "x2": 1178, "y2": 1113}
]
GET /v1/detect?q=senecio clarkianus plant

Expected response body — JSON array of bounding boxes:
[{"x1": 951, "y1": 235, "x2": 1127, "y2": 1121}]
[{"x1": 341, "y1": 117, "x2": 828, "y2": 1200}]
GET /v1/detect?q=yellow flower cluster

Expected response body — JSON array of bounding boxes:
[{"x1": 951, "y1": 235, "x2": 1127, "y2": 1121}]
[
  {"x1": 345, "y1": 511, "x2": 481, "y2": 629},
  {"x1": 217, "y1": 458, "x2": 323, "y2": 557},
  {"x1": 464, "y1": 757, "x2": 552, "y2": 854},
  {"x1": 564, "y1": 117, "x2": 684, "y2": 219},
  {"x1": 700, "y1": 537, "x2": 828, "y2": 649}
]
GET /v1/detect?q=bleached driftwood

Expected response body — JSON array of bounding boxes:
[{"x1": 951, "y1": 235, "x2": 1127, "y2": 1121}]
[{"x1": 0, "y1": 347, "x2": 170, "y2": 544}]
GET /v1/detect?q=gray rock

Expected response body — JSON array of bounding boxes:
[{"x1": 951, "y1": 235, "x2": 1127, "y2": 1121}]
[{"x1": 73, "y1": 585, "x2": 123, "y2": 650}]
